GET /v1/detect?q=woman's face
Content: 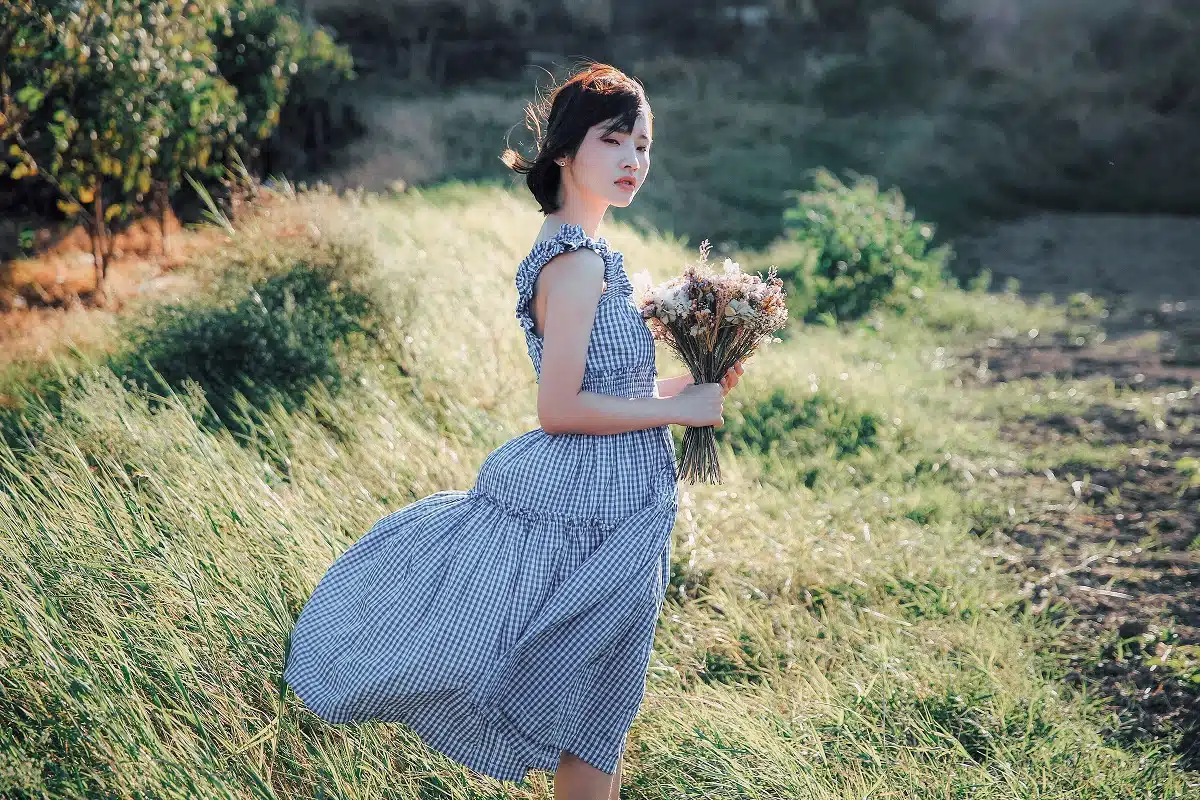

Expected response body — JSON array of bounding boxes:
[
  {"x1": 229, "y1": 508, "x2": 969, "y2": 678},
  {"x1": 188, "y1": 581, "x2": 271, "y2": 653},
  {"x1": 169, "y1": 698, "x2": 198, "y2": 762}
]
[{"x1": 561, "y1": 107, "x2": 652, "y2": 209}]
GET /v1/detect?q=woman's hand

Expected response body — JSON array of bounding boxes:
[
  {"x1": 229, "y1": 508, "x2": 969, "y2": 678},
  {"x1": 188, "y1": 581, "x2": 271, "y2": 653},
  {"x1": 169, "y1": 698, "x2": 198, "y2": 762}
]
[
  {"x1": 719, "y1": 360, "x2": 746, "y2": 396},
  {"x1": 673, "y1": 382, "x2": 724, "y2": 427}
]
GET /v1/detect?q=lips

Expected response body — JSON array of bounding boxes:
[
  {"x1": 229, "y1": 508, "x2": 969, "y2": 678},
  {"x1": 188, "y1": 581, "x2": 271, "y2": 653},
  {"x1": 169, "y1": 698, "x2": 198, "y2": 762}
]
[{"x1": 615, "y1": 176, "x2": 638, "y2": 190}]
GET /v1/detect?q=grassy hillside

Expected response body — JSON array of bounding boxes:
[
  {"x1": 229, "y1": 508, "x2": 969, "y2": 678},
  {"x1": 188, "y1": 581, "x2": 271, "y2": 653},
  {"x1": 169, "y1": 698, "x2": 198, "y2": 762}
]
[{"x1": 0, "y1": 185, "x2": 1193, "y2": 797}]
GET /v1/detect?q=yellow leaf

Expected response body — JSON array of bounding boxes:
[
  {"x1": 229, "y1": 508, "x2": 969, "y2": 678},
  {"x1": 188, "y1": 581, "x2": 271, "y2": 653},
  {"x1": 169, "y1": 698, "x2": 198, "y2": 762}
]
[
  {"x1": 78, "y1": 186, "x2": 95, "y2": 204},
  {"x1": 105, "y1": 203, "x2": 122, "y2": 222},
  {"x1": 137, "y1": 171, "x2": 151, "y2": 194},
  {"x1": 10, "y1": 163, "x2": 28, "y2": 180},
  {"x1": 57, "y1": 199, "x2": 82, "y2": 215}
]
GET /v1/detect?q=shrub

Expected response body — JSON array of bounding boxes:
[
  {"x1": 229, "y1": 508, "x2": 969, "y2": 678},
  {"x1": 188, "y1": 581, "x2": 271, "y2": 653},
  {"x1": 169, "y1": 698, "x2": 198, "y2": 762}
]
[
  {"x1": 109, "y1": 261, "x2": 377, "y2": 434},
  {"x1": 715, "y1": 387, "x2": 882, "y2": 463},
  {"x1": 0, "y1": 0, "x2": 239, "y2": 292},
  {"x1": 781, "y1": 169, "x2": 953, "y2": 324},
  {"x1": 0, "y1": 237, "x2": 390, "y2": 451},
  {"x1": 212, "y1": 0, "x2": 356, "y2": 170},
  {"x1": 0, "y1": 0, "x2": 354, "y2": 297}
]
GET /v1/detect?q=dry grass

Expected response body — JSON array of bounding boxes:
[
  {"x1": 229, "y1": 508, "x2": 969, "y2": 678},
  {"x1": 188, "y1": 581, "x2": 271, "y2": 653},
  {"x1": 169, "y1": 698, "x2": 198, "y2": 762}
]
[{"x1": 0, "y1": 185, "x2": 1192, "y2": 798}]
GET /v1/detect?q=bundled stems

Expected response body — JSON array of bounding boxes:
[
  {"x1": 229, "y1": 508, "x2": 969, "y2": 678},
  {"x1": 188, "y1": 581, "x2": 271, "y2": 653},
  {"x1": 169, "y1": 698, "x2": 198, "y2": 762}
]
[
  {"x1": 664, "y1": 322, "x2": 767, "y2": 484},
  {"x1": 638, "y1": 244, "x2": 789, "y2": 485}
]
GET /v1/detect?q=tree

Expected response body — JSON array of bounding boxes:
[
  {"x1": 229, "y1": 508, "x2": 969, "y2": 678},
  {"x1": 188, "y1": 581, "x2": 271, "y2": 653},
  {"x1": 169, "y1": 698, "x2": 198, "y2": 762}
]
[
  {"x1": 210, "y1": 0, "x2": 353, "y2": 174},
  {"x1": 0, "y1": 0, "x2": 230, "y2": 302},
  {"x1": 0, "y1": 0, "x2": 354, "y2": 301}
]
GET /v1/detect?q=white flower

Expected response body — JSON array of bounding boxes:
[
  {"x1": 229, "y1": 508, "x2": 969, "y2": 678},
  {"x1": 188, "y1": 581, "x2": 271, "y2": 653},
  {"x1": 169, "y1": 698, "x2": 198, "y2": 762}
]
[
  {"x1": 630, "y1": 269, "x2": 653, "y2": 300},
  {"x1": 662, "y1": 287, "x2": 690, "y2": 317},
  {"x1": 723, "y1": 258, "x2": 741, "y2": 276}
]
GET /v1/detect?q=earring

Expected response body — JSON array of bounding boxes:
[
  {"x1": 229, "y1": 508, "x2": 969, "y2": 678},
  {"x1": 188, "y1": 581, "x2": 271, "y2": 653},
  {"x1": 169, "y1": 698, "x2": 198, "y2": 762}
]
[{"x1": 556, "y1": 160, "x2": 566, "y2": 167}]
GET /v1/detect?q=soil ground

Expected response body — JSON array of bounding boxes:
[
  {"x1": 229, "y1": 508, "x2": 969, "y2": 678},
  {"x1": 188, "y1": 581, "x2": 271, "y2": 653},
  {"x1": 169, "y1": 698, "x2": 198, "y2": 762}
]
[
  {"x1": 957, "y1": 212, "x2": 1200, "y2": 768},
  {"x1": 0, "y1": 211, "x2": 225, "y2": 367},
  {"x1": 961, "y1": 331, "x2": 1200, "y2": 767}
]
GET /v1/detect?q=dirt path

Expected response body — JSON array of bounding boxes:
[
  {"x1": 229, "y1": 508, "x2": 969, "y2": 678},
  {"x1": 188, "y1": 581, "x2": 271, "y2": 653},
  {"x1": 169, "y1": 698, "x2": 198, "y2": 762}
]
[
  {"x1": 956, "y1": 213, "x2": 1200, "y2": 768},
  {"x1": 980, "y1": 335, "x2": 1199, "y2": 766},
  {"x1": 954, "y1": 212, "x2": 1200, "y2": 321}
]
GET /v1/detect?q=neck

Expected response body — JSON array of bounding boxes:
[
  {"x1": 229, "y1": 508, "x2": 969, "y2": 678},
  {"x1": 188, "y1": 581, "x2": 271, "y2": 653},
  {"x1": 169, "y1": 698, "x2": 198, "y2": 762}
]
[{"x1": 548, "y1": 187, "x2": 608, "y2": 239}]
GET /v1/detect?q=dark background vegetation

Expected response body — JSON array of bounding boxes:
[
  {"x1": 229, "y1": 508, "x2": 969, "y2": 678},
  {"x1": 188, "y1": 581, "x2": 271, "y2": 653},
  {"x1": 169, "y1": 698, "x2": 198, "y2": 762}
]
[
  {"x1": 284, "y1": 0, "x2": 1200, "y2": 250},
  {"x1": 4, "y1": 0, "x2": 1199, "y2": 261}
]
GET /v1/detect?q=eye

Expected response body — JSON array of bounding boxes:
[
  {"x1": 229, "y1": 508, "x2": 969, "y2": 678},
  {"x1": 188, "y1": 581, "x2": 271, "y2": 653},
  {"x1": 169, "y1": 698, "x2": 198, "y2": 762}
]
[
  {"x1": 602, "y1": 137, "x2": 619, "y2": 145},
  {"x1": 637, "y1": 146, "x2": 649, "y2": 153}
]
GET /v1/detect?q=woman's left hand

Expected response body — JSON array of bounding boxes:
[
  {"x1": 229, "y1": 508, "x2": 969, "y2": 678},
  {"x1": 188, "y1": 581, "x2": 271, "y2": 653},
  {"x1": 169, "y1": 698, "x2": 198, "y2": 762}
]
[{"x1": 719, "y1": 360, "x2": 745, "y2": 396}]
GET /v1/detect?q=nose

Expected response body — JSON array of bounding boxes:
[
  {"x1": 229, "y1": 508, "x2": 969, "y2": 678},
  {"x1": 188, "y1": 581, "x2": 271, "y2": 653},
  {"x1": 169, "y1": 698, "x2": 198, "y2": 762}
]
[{"x1": 620, "y1": 144, "x2": 641, "y2": 171}]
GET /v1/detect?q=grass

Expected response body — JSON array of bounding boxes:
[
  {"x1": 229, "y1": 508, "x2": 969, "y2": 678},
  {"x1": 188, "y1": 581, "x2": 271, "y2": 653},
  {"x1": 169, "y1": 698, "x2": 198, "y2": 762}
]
[{"x1": 0, "y1": 184, "x2": 1194, "y2": 797}]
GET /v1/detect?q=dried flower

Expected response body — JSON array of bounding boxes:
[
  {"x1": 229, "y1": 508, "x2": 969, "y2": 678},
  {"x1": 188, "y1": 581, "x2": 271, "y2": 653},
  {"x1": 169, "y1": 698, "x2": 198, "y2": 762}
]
[{"x1": 637, "y1": 242, "x2": 789, "y2": 483}]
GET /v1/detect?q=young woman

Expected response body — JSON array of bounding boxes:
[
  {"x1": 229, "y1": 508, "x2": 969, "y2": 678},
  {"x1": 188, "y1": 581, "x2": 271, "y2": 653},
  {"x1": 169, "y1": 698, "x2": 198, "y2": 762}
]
[{"x1": 283, "y1": 62, "x2": 745, "y2": 799}]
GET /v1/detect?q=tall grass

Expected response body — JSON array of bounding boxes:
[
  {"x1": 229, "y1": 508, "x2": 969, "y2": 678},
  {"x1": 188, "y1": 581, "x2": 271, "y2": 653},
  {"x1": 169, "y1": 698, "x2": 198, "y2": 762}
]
[{"x1": 0, "y1": 186, "x2": 1191, "y2": 797}]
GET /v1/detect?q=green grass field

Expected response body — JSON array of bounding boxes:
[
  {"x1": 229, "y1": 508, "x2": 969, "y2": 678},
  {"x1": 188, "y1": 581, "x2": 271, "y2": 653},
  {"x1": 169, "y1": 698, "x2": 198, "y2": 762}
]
[{"x1": 0, "y1": 184, "x2": 1194, "y2": 798}]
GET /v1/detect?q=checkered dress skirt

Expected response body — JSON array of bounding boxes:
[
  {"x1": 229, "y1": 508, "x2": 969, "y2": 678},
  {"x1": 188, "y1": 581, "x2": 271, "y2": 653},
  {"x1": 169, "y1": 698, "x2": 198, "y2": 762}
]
[{"x1": 283, "y1": 223, "x2": 679, "y2": 784}]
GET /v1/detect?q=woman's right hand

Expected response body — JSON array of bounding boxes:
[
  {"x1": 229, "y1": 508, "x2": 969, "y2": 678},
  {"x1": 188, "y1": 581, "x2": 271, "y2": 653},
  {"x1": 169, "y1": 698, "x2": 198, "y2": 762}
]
[{"x1": 672, "y1": 382, "x2": 725, "y2": 427}]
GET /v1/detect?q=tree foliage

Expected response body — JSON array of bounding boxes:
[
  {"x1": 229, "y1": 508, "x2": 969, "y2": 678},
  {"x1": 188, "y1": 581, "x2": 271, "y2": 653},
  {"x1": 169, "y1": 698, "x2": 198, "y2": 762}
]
[{"x1": 0, "y1": 0, "x2": 352, "y2": 299}]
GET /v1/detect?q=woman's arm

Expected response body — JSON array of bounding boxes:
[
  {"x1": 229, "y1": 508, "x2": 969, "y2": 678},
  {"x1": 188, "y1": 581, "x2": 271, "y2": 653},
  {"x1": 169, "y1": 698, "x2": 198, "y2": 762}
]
[
  {"x1": 535, "y1": 248, "x2": 681, "y2": 435},
  {"x1": 655, "y1": 373, "x2": 695, "y2": 398}
]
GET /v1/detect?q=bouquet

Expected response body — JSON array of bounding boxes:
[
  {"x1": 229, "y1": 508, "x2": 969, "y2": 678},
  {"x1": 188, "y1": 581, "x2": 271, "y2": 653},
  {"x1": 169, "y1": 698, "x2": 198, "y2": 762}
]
[{"x1": 635, "y1": 241, "x2": 789, "y2": 484}]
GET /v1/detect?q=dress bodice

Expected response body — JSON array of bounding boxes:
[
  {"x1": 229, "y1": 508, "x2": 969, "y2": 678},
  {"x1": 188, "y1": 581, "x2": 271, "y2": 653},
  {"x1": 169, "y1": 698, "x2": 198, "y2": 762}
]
[{"x1": 514, "y1": 223, "x2": 658, "y2": 398}]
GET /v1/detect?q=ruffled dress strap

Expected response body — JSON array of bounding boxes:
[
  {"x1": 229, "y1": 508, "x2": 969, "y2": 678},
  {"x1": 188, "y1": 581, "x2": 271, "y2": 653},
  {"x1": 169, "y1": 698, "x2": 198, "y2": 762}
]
[{"x1": 514, "y1": 223, "x2": 622, "y2": 339}]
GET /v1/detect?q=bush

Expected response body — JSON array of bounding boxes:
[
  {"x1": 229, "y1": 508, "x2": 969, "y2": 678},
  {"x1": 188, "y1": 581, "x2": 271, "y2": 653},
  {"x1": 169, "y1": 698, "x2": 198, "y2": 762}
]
[
  {"x1": 0, "y1": 0, "x2": 240, "y2": 288},
  {"x1": 213, "y1": 0, "x2": 356, "y2": 172},
  {"x1": 715, "y1": 387, "x2": 882, "y2": 463},
  {"x1": 0, "y1": 238, "x2": 390, "y2": 451},
  {"x1": 780, "y1": 169, "x2": 953, "y2": 324},
  {"x1": 109, "y1": 261, "x2": 377, "y2": 434}
]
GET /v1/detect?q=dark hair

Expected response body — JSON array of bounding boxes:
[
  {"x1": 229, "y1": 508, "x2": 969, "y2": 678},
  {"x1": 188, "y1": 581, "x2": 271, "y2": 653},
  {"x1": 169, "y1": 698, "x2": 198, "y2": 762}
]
[{"x1": 501, "y1": 62, "x2": 652, "y2": 215}]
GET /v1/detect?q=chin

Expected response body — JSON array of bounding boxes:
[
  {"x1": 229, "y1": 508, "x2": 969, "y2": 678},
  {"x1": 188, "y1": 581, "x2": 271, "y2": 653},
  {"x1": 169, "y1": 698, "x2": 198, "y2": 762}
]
[{"x1": 609, "y1": 192, "x2": 637, "y2": 208}]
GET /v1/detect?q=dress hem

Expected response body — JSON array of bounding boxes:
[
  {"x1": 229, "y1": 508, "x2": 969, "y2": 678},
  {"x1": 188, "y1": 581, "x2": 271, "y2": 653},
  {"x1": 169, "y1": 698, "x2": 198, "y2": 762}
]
[{"x1": 287, "y1": 678, "x2": 618, "y2": 785}]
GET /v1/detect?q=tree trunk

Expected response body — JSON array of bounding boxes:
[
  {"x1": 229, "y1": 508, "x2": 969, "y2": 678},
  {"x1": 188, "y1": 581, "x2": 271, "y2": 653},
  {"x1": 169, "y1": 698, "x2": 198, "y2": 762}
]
[
  {"x1": 155, "y1": 180, "x2": 170, "y2": 257},
  {"x1": 91, "y1": 183, "x2": 109, "y2": 306}
]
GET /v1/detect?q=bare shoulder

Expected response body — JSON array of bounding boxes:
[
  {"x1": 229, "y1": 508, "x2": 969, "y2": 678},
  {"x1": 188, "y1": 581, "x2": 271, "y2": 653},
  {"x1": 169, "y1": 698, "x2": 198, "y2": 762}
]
[{"x1": 538, "y1": 246, "x2": 606, "y2": 296}]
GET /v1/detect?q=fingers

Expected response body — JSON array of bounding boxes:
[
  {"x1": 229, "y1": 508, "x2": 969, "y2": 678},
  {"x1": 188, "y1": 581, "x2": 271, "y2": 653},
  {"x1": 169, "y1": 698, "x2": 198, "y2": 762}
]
[{"x1": 719, "y1": 362, "x2": 744, "y2": 395}]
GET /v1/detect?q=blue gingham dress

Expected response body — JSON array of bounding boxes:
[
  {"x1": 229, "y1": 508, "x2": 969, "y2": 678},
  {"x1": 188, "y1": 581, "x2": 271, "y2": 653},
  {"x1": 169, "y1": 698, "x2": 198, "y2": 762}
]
[{"x1": 284, "y1": 222, "x2": 678, "y2": 784}]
